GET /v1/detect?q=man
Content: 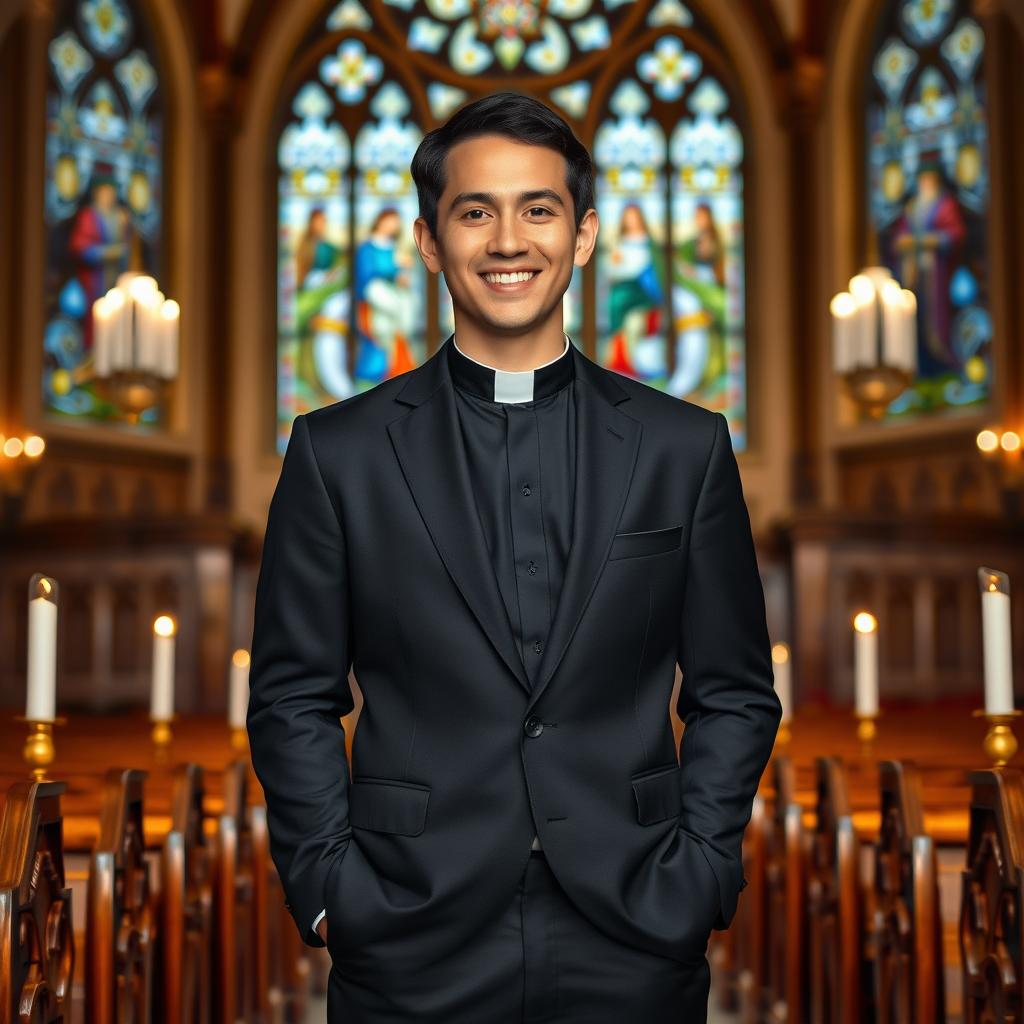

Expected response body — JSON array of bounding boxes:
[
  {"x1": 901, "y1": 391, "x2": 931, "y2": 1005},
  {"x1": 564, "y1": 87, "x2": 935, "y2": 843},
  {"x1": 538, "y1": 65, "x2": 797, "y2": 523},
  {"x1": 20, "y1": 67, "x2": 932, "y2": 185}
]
[{"x1": 247, "y1": 92, "x2": 782, "y2": 1023}]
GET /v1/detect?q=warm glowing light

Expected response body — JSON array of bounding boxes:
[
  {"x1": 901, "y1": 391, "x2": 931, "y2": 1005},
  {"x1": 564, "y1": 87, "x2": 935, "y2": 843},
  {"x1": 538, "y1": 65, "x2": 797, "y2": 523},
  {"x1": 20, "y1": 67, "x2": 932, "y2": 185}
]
[
  {"x1": 1000, "y1": 431, "x2": 1021, "y2": 453},
  {"x1": 771, "y1": 642, "x2": 790, "y2": 664},
  {"x1": 232, "y1": 648, "x2": 250, "y2": 668},
  {"x1": 153, "y1": 614, "x2": 177, "y2": 637},
  {"x1": 160, "y1": 299, "x2": 180, "y2": 321},
  {"x1": 853, "y1": 612, "x2": 877, "y2": 633},
  {"x1": 977, "y1": 429, "x2": 999, "y2": 453},
  {"x1": 3, "y1": 436, "x2": 24, "y2": 457},
  {"x1": 24, "y1": 435, "x2": 45, "y2": 457},
  {"x1": 829, "y1": 293, "x2": 856, "y2": 318},
  {"x1": 849, "y1": 275, "x2": 875, "y2": 304},
  {"x1": 128, "y1": 275, "x2": 158, "y2": 301}
]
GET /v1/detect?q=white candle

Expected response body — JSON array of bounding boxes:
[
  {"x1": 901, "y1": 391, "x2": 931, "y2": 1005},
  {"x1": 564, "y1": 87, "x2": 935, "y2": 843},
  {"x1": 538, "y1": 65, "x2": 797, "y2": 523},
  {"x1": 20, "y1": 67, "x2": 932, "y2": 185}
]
[
  {"x1": 159, "y1": 300, "x2": 180, "y2": 379},
  {"x1": 853, "y1": 612, "x2": 878, "y2": 716},
  {"x1": 26, "y1": 574, "x2": 58, "y2": 721},
  {"x1": 151, "y1": 614, "x2": 177, "y2": 720},
  {"x1": 228, "y1": 649, "x2": 250, "y2": 730},
  {"x1": 880, "y1": 280, "x2": 903, "y2": 366},
  {"x1": 771, "y1": 641, "x2": 792, "y2": 722},
  {"x1": 92, "y1": 295, "x2": 111, "y2": 377},
  {"x1": 830, "y1": 293, "x2": 856, "y2": 373},
  {"x1": 848, "y1": 275, "x2": 876, "y2": 368},
  {"x1": 979, "y1": 567, "x2": 1014, "y2": 715},
  {"x1": 901, "y1": 289, "x2": 917, "y2": 372}
]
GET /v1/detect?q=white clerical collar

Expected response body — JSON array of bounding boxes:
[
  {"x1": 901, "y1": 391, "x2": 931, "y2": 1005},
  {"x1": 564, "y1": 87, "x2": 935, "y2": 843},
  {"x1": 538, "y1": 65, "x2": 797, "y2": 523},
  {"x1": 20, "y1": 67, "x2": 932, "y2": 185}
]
[{"x1": 449, "y1": 334, "x2": 572, "y2": 403}]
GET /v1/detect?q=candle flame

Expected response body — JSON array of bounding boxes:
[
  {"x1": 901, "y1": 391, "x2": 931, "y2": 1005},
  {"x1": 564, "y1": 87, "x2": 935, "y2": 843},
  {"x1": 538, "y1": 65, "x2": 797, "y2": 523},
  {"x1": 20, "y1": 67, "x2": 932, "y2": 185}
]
[
  {"x1": 24, "y1": 435, "x2": 45, "y2": 458},
  {"x1": 3, "y1": 436, "x2": 23, "y2": 457},
  {"x1": 160, "y1": 299, "x2": 180, "y2": 321},
  {"x1": 829, "y1": 292, "x2": 856, "y2": 318},
  {"x1": 1000, "y1": 431, "x2": 1020, "y2": 453},
  {"x1": 771, "y1": 642, "x2": 790, "y2": 663},
  {"x1": 853, "y1": 612, "x2": 877, "y2": 633},
  {"x1": 232, "y1": 649, "x2": 250, "y2": 667},
  {"x1": 976, "y1": 429, "x2": 999, "y2": 453},
  {"x1": 153, "y1": 614, "x2": 177, "y2": 637}
]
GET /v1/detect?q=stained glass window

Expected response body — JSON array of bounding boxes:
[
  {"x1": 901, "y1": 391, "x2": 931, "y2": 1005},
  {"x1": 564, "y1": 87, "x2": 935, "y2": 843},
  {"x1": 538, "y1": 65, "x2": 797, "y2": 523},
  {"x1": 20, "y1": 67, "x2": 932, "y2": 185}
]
[
  {"x1": 276, "y1": 35, "x2": 424, "y2": 450},
  {"x1": 277, "y1": 0, "x2": 750, "y2": 449},
  {"x1": 593, "y1": 29, "x2": 747, "y2": 443},
  {"x1": 43, "y1": 0, "x2": 164, "y2": 422},
  {"x1": 866, "y1": 0, "x2": 990, "y2": 419}
]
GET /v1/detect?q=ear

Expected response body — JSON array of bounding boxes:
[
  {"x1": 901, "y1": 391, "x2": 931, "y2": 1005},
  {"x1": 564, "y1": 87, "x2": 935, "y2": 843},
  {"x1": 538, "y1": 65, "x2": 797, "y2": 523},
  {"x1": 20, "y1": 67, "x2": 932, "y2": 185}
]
[
  {"x1": 573, "y1": 207, "x2": 599, "y2": 269},
  {"x1": 413, "y1": 216, "x2": 442, "y2": 274}
]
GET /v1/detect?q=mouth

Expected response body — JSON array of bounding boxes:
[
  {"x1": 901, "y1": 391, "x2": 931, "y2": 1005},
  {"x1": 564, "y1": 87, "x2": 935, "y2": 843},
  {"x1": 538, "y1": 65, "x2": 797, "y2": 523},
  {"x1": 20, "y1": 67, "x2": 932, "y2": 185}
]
[{"x1": 479, "y1": 270, "x2": 540, "y2": 293}]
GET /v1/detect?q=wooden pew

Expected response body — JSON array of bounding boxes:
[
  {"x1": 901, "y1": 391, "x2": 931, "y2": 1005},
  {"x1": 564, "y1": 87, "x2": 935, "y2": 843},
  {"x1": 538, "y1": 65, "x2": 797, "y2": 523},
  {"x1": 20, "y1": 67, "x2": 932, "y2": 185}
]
[
  {"x1": 85, "y1": 767, "x2": 156, "y2": 1020},
  {"x1": 866, "y1": 760, "x2": 945, "y2": 1023},
  {"x1": 156, "y1": 762, "x2": 214, "y2": 1024},
  {"x1": 960, "y1": 767, "x2": 1024, "y2": 1023},
  {"x1": 0, "y1": 779, "x2": 75, "y2": 1022},
  {"x1": 808, "y1": 756, "x2": 864, "y2": 1024},
  {"x1": 215, "y1": 759, "x2": 258, "y2": 1022}
]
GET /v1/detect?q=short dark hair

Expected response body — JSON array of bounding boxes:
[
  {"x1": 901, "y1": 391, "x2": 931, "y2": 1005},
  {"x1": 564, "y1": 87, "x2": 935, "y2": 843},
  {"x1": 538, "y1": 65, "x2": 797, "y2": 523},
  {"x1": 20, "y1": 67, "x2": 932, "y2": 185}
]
[{"x1": 410, "y1": 91, "x2": 595, "y2": 238}]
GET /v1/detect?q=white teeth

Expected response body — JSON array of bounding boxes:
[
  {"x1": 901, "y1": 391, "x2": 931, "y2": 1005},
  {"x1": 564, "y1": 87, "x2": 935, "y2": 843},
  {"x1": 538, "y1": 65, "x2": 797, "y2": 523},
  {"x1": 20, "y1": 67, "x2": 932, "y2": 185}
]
[{"x1": 483, "y1": 271, "x2": 536, "y2": 284}]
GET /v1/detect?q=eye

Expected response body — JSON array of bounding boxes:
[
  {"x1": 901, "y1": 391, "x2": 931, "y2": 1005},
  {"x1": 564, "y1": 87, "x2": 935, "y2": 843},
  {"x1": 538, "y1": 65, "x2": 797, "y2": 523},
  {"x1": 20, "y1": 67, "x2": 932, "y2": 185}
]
[
  {"x1": 526, "y1": 207, "x2": 554, "y2": 217},
  {"x1": 461, "y1": 208, "x2": 488, "y2": 221}
]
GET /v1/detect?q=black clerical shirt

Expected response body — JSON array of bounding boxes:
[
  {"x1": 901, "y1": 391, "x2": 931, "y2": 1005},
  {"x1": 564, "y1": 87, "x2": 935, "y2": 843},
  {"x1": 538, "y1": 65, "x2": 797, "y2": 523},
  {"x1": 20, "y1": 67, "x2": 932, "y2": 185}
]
[{"x1": 447, "y1": 334, "x2": 577, "y2": 853}]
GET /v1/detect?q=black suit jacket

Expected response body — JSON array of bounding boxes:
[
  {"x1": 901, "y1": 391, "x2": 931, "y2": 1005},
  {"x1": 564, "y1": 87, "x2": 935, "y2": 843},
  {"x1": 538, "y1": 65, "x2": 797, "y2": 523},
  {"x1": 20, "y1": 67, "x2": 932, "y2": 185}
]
[{"x1": 247, "y1": 335, "x2": 782, "y2": 968}]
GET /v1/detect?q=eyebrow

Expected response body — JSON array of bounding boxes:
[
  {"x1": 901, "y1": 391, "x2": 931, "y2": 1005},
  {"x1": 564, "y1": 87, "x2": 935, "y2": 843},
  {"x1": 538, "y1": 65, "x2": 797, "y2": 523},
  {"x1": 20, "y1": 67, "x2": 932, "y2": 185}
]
[{"x1": 448, "y1": 189, "x2": 567, "y2": 210}]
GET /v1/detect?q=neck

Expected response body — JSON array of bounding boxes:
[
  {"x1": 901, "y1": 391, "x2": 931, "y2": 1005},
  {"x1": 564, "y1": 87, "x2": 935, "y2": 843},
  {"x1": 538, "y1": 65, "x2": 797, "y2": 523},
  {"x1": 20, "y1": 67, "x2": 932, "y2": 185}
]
[{"x1": 450, "y1": 312, "x2": 567, "y2": 372}]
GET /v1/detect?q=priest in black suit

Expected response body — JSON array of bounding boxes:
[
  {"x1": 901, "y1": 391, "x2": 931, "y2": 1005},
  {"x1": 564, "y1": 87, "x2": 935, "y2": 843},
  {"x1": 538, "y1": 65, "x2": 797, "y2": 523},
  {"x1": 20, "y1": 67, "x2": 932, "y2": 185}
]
[{"x1": 247, "y1": 91, "x2": 782, "y2": 1024}]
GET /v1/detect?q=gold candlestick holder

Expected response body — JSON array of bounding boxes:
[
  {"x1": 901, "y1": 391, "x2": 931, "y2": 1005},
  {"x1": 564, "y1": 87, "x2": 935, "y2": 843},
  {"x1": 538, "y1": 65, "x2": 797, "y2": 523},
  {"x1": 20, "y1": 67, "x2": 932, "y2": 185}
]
[
  {"x1": 230, "y1": 725, "x2": 248, "y2": 754},
  {"x1": 14, "y1": 715, "x2": 68, "y2": 781},
  {"x1": 855, "y1": 710, "x2": 880, "y2": 758},
  {"x1": 971, "y1": 708, "x2": 1021, "y2": 767},
  {"x1": 151, "y1": 714, "x2": 176, "y2": 765}
]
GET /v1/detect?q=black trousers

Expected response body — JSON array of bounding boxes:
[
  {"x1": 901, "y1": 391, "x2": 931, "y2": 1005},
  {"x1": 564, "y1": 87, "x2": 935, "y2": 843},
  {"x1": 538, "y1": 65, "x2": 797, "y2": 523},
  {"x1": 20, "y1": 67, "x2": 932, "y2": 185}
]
[{"x1": 326, "y1": 849, "x2": 712, "y2": 1023}]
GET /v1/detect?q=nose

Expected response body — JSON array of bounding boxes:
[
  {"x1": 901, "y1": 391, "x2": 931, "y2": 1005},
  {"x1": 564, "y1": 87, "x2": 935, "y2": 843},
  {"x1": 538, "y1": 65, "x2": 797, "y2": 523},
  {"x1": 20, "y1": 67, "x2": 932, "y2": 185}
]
[{"x1": 487, "y1": 214, "x2": 528, "y2": 258}]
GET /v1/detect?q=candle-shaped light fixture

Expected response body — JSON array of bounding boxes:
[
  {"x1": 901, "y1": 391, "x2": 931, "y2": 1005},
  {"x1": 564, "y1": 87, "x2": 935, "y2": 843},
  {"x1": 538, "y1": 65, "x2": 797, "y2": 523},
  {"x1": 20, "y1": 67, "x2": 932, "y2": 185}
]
[
  {"x1": 853, "y1": 611, "x2": 878, "y2": 716},
  {"x1": 26, "y1": 573, "x2": 59, "y2": 722},
  {"x1": 151, "y1": 614, "x2": 177, "y2": 721},
  {"x1": 229, "y1": 648, "x2": 251, "y2": 751},
  {"x1": 979, "y1": 567, "x2": 1014, "y2": 715},
  {"x1": 853, "y1": 611, "x2": 879, "y2": 750}
]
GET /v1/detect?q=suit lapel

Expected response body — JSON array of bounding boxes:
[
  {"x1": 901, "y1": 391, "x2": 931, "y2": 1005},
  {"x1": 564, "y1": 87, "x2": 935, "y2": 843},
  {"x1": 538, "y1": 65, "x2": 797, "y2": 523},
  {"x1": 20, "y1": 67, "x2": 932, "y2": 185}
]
[{"x1": 387, "y1": 336, "x2": 641, "y2": 704}]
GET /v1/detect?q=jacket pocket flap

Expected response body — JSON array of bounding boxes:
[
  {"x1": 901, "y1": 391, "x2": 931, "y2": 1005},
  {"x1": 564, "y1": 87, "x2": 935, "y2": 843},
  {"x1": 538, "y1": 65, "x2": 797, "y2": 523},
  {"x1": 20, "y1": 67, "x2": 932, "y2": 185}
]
[
  {"x1": 350, "y1": 777, "x2": 431, "y2": 836},
  {"x1": 609, "y1": 524, "x2": 684, "y2": 561},
  {"x1": 630, "y1": 763, "x2": 682, "y2": 825}
]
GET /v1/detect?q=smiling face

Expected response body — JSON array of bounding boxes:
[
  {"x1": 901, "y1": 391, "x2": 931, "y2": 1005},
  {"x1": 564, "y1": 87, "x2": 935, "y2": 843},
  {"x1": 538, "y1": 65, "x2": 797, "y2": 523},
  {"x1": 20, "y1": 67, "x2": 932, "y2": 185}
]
[{"x1": 413, "y1": 134, "x2": 597, "y2": 343}]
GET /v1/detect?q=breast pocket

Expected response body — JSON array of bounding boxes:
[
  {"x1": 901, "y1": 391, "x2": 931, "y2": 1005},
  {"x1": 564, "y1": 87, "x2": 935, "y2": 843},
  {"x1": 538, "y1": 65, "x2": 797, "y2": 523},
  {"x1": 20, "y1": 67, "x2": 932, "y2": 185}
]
[
  {"x1": 349, "y1": 776, "x2": 431, "y2": 836},
  {"x1": 608, "y1": 523, "x2": 684, "y2": 561}
]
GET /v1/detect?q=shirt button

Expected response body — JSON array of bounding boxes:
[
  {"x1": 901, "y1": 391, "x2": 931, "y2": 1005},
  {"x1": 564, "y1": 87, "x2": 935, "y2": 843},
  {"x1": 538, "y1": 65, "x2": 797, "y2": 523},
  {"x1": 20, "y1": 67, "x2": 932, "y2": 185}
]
[
  {"x1": 528, "y1": 561, "x2": 537, "y2": 575},
  {"x1": 521, "y1": 484, "x2": 531, "y2": 496},
  {"x1": 533, "y1": 640, "x2": 543, "y2": 654},
  {"x1": 524, "y1": 715, "x2": 544, "y2": 737}
]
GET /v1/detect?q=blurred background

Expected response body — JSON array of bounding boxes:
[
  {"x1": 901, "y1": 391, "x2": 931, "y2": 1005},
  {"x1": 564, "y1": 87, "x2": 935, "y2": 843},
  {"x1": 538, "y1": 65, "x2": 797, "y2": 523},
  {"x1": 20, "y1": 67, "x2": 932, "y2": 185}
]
[{"x1": 0, "y1": 0, "x2": 1022, "y2": 1019}]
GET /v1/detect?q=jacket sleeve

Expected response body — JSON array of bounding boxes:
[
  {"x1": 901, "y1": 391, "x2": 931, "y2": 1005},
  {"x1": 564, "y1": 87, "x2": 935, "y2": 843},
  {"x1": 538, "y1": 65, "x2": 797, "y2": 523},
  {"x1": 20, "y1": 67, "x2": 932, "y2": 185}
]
[
  {"x1": 247, "y1": 412, "x2": 355, "y2": 948},
  {"x1": 676, "y1": 411, "x2": 782, "y2": 932}
]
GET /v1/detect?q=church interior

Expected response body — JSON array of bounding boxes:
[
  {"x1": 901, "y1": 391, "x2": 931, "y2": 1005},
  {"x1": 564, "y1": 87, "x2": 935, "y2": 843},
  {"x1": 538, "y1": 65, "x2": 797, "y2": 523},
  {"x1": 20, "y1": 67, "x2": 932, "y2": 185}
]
[{"x1": 1, "y1": 0, "x2": 1022, "y2": 1019}]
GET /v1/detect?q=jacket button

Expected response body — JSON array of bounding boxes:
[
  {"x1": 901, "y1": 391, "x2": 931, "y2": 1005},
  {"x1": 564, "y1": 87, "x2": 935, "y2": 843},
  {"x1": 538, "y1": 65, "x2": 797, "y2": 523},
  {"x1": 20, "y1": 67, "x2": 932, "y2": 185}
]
[{"x1": 524, "y1": 715, "x2": 544, "y2": 738}]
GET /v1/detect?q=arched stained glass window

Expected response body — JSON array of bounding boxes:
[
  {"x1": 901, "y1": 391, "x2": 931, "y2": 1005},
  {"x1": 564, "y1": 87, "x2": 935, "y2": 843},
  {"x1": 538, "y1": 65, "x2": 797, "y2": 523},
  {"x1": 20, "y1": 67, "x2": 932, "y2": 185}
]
[
  {"x1": 276, "y1": 0, "x2": 750, "y2": 450},
  {"x1": 866, "y1": 0, "x2": 990, "y2": 419},
  {"x1": 43, "y1": 0, "x2": 164, "y2": 422},
  {"x1": 594, "y1": 22, "x2": 747, "y2": 442},
  {"x1": 276, "y1": 35, "x2": 424, "y2": 450}
]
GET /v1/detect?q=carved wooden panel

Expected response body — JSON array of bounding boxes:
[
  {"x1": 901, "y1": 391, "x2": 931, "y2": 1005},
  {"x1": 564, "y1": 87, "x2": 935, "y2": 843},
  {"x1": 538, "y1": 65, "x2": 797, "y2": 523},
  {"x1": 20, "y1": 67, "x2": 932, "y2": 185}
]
[
  {"x1": 867, "y1": 760, "x2": 945, "y2": 1023},
  {"x1": 0, "y1": 780, "x2": 74, "y2": 1022},
  {"x1": 85, "y1": 767, "x2": 156, "y2": 1021},
  {"x1": 216, "y1": 760, "x2": 257, "y2": 1023},
  {"x1": 156, "y1": 763, "x2": 212, "y2": 1024},
  {"x1": 960, "y1": 767, "x2": 1024, "y2": 1023},
  {"x1": 808, "y1": 756, "x2": 863, "y2": 1024}
]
